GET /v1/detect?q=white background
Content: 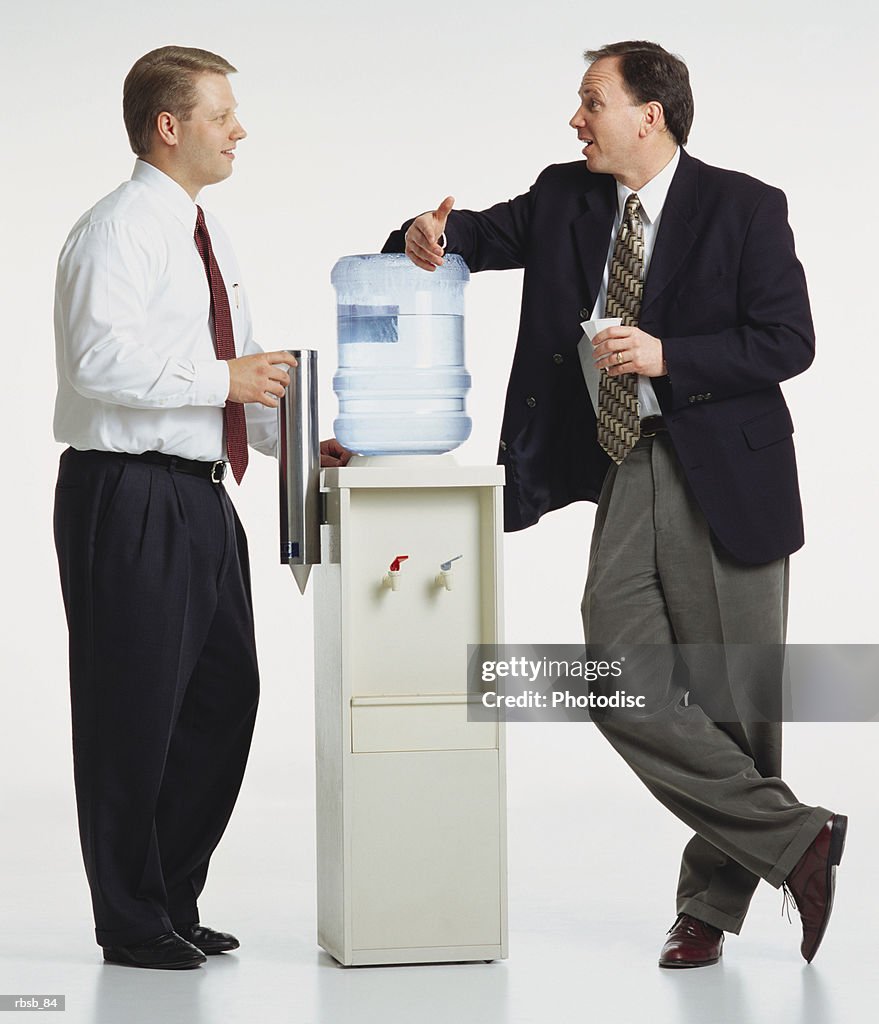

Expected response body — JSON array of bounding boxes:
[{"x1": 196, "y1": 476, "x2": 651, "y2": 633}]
[{"x1": 2, "y1": 0, "x2": 877, "y2": 1021}]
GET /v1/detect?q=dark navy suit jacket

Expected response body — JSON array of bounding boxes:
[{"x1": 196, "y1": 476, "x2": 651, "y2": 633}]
[{"x1": 383, "y1": 148, "x2": 815, "y2": 564}]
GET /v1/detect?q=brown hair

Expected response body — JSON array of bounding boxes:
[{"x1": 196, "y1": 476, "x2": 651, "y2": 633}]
[
  {"x1": 123, "y1": 45, "x2": 237, "y2": 156},
  {"x1": 584, "y1": 41, "x2": 693, "y2": 146}
]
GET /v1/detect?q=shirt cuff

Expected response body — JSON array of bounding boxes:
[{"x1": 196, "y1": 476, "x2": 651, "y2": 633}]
[{"x1": 193, "y1": 359, "x2": 231, "y2": 406}]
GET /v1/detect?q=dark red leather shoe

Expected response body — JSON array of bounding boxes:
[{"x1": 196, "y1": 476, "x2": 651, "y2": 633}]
[
  {"x1": 784, "y1": 813, "x2": 848, "y2": 963},
  {"x1": 659, "y1": 913, "x2": 724, "y2": 968}
]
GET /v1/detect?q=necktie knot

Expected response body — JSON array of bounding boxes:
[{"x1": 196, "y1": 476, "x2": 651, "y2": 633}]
[
  {"x1": 624, "y1": 193, "x2": 642, "y2": 233},
  {"x1": 193, "y1": 206, "x2": 210, "y2": 258}
]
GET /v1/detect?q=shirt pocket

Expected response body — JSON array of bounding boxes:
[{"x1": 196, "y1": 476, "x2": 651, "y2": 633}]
[{"x1": 226, "y1": 279, "x2": 250, "y2": 350}]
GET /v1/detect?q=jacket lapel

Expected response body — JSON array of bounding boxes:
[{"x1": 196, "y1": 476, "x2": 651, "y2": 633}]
[
  {"x1": 641, "y1": 148, "x2": 700, "y2": 317},
  {"x1": 571, "y1": 176, "x2": 616, "y2": 317}
]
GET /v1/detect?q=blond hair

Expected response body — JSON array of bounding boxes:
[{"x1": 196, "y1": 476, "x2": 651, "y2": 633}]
[{"x1": 123, "y1": 45, "x2": 237, "y2": 156}]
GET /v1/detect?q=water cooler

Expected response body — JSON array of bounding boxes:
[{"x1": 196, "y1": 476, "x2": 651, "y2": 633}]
[{"x1": 281, "y1": 255, "x2": 507, "y2": 966}]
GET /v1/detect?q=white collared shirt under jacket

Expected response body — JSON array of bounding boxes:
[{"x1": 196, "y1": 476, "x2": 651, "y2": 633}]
[
  {"x1": 53, "y1": 159, "x2": 277, "y2": 462},
  {"x1": 594, "y1": 147, "x2": 681, "y2": 417}
]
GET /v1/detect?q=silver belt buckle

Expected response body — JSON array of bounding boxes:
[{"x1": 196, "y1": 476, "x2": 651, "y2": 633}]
[{"x1": 211, "y1": 460, "x2": 227, "y2": 483}]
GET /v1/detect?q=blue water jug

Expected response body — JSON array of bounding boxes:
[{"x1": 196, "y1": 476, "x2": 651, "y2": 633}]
[{"x1": 330, "y1": 253, "x2": 472, "y2": 455}]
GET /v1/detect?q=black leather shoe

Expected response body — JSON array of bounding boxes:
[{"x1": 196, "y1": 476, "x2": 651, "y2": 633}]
[
  {"x1": 103, "y1": 931, "x2": 206, "y2": 970},
  {"x1": 177, "y1": 923, "x2": 240, "y2": 955}
]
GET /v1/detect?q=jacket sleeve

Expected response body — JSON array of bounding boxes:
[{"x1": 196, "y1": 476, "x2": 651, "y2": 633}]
[
  {"x1": 661, "y1": 186, "x2": 815, "y2": 410},
  {"x1": 381, "y1": 178, "x2": 541, "y2": 271}
]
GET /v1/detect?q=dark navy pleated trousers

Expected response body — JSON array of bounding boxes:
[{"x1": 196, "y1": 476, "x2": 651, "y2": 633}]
[{"x1": 53, "y1": 448, "x2": 260, "y2": 947}]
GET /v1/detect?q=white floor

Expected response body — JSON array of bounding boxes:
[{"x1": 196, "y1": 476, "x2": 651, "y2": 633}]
[{"x1": 1, "y1": 723, "x2": 873, "y2": 1024}]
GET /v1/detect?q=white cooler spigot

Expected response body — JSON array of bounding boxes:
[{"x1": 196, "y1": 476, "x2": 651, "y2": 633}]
[
  {"x1": 435, "y1": 555, "x2": 463, "y2": 591},
  {"x1": 382, "y1": 554, "x2": 409, "y2": 591}
]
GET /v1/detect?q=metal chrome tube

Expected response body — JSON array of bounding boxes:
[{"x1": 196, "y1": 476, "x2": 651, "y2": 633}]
[{"x1": 279, "y1": 349, "x2": 321, "y2": 594}]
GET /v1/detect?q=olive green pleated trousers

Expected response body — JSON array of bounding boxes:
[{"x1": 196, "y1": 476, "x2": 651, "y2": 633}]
[{"x1": 581, "y1": 433, "x2": 830, "y2": 934}]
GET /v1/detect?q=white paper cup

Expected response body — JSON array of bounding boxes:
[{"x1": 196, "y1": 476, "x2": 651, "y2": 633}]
[
  {"x1": 581, "y1": 316, "x2": 623, "y2": 344},
  {"x1": 577, "y1": 317, "x2": 623, "y2": 412}
]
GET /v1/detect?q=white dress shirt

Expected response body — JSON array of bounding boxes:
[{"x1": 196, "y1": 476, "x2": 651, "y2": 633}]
[
  {"x1": 54, "y1": 159, "x2": 277, "y2": 461},
  {"x1": 593, "y1": 147, "x2": 680, "y2": 418}
]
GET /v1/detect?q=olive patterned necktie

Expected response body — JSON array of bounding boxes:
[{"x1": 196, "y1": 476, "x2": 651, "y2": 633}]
[{"x1": 597, "y1": 193, "x2": 644, "y2": 464}]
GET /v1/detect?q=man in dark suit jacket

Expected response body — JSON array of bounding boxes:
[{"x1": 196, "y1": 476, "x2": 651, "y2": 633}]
[{"x1": 385, "y1": 40, "x2": 846, "y2": 968}]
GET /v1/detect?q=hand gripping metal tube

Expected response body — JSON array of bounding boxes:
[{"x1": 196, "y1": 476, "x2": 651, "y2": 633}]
[{"x1": 278, "y1": 349, "x2": 321, "y2": 594}]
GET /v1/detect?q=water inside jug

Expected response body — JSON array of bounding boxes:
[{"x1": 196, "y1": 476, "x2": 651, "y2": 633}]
[{"x1": 331, "y1": 253, "x2": 472, "y2": 455}]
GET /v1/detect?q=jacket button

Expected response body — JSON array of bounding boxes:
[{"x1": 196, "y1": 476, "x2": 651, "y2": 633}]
[
  {"x1": 705, "y1": 392, "x2": 712, "y2": 400},
  {"x1": 526, "y1": 396, "x2": 537, "y2": 408},
  {"x1": 499, "y1": 440, "x2": 507, "y2": 452},
  {"x1": 579, "y1": 307, "x2": 590, "y2": 320},
  {"x1": 552, "y1": 353, "x2": 564, "y2": 364},
  {"x1": 688, "y1": 396, "x2": 696, "y2": 404}
]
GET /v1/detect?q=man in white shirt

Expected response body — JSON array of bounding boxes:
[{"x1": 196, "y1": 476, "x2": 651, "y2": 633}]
[{"x1": 53, "y1": 45, "x2": 346, "y2": 970}]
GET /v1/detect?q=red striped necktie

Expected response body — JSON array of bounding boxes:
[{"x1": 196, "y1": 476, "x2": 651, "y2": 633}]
[{"x1": 194, "y1": 205, "x2": 249, "y2": 483}]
